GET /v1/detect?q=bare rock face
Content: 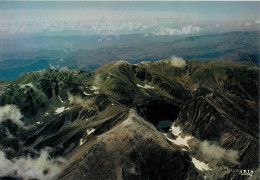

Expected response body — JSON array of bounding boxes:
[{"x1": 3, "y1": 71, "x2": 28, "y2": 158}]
[
  {"x1": 175, "y1": 93, "x2": 259, "y2": 169},
  {"x1": 59, "y1": 110, "x2": 199, "y2": 180},
  {"x1": 0, "y1": 60, "x2": 258, "y2": 180}
]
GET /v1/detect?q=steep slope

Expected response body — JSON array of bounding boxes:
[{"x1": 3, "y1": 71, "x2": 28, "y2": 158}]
[{"x1": 0, "y1": 59, "x2": 258, "y2": 180}]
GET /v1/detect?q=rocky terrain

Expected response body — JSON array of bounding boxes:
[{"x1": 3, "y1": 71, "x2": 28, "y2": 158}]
[{"x1": 0, "y1": 59, "x2": 259, "y2": 180}]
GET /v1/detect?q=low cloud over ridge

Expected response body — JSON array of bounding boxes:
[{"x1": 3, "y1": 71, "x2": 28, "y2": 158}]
[
  {"x1": 0, "y1": 104, "x2": 24, "y2": 127},
  {"x1": 199, "y1": 141, "x2": 239, "y2": 164},
  {"x1": 170, "y1": 56, "x2": 187, "y2": 67}
]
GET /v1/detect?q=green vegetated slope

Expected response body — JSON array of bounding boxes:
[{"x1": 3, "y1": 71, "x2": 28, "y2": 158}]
[{"x1": 0, "y1": 59, "x2": 258, "y2": 180}]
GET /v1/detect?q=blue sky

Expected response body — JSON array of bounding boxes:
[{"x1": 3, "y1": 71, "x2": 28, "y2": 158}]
[{"x1": 0, "y1": 1, "x2": 259, "y2": 36}]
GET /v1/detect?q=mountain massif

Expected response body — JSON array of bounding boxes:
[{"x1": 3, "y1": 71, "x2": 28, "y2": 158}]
[{"x1": 0, "y1": 59, "x2": 259, "y2": 180}]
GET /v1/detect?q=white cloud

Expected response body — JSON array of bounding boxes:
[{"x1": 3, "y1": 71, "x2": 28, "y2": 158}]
[
  {"x1": 0, "y1": 104, "x2": 23, "y2": 127},
  {"x1": 0, "y1": 4, "x2": 258, "y2": 35},
  {"x1": 0, "y1": 9, "x2": 196, "y2": 35},
  {"x1": 153, "y1": 25, "x2": 202, "y2": 36},
  {"x1": 68, "y1": 93, "x2": 84, "y2": 104},
  {"x1": 181, "y1": 25, "x2": 201, "y2": 34},
  {"x1": 0, "y1": 150, "x2": 65, "y2": 180},
  {"x1": 199, "y1": 141, "x2": 239, "y2": 164},
  {"x1": 170, "y1": 56, "x2": 187, "y2": 67}
]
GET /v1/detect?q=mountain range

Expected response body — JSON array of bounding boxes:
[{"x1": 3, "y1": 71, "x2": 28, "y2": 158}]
[
  {"x1": 0, "y1": 59, "x2": 259, "y2": 179},
  {"x1": 0, "y1": 31, "x2": 259, "y2": 81}
]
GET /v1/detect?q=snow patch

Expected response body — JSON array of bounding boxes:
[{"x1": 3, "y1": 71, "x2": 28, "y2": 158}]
[
  {"x1": 55, "y1": 107, "x2": 65, "y2": 114},
  {"x1": 137, "y1": 84, "x2": 145, "y2": 88},
  {"x1": 80, "y1": 128, "x2": 95, "y2": 146},
  {"x1": 88, "y1": 86, "x2": 99, "y2": 94},
  {"x1": 83, "y1": 92, "x2": 92, "y2": 96},
  {"x1": 79, "y1": 138, "x2": 86, "y2": 146},
  {"x1": 136, "y1": 84, "x2": 154, "y2": 89},
  {"x1": 59, "y1": 96, "x2": 64, "y2": 103},
  {"x1": 170, "y1": 122, "x2": 182, "y2": 136},
  {"x1": 191, "y1": 158, "x2": 211, "y2": 171},
  {"x1": 87, "y1": 128, "x2": 95, "y2": 135},
  {"x1": 172, "y1": 135, "x2": 193, "y2": 147},
  {"x1": 239, "y1": 170, "x2": 254, "y2": 176},
  {"x1": 144, "y1": 84, "x2": 154, "y2": 89},
  {"x1": 89, "y1": 86, "x2": 99, "y2": 91},
  {"x1": 163, "y1": 134, "x2": 192, "y2": 148},
  {"x1": 21, "y1": 83, "x2": 34, "y2": 89},
  {"x1": 164, "y1": 122, "x2": 193, "y2": 148}
]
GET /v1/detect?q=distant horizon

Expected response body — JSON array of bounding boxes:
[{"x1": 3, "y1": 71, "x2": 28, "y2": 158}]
[{"x1": 0, "y1": 1, "x2": 259, "y2": 36}]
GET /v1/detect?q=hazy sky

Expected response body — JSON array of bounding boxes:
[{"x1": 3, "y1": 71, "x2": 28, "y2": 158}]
[{"x1": 0, "y1": 1, "x2": 259, "y2": 36}]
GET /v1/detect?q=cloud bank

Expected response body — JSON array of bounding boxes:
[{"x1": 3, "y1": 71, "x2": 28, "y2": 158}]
[
  {"x1": 0, "y1": 104, "x2": 24, "y2": 127},
  {"x1": 154, "y1": 25, "x2": 202, "y2": 36},
  {"x1": 0, "y1": 9, "x2": 191, "y2": 35},
  {"x1": 0, "y1": 150, "x2": 65, "y2": 180},
  {"x1": 0, "y1": 3, "x2": 259, "y2": 36}
]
